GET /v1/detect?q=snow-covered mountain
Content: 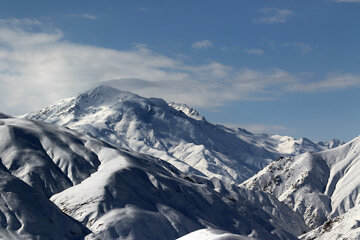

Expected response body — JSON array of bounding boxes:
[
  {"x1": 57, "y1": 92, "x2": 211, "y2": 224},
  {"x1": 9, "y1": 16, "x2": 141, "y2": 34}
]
[
  {"x1": 25, "y1": 85, "x2": 334, "y2": 184},
  {"x1": 242, "y1": 135, "x2": 360, "y2": 234},
  {"x1": 0, "y1": 116, "x2": 307, "y2": 239}
]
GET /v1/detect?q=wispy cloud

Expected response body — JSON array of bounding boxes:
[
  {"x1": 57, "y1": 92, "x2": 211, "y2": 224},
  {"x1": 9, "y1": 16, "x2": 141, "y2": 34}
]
[
  {"x1": 254, "y1": 8, "x2": 294, "y2": 24},
  {"x1": 80, "y1": 14, "x2": 98, "y2": 20},
  {"x1": 283, "y1": 42, "x2": 312, "y2": 54},
  {"x1": 192, "y1": 40, "x2": 214, "y2": 49},
  {"x1": 0, "y1": 18, "x2": 359, "y2": 115},
  {"x1": 139, "y1": 7, "x2": 149, "y2": 12},
  {"x1": 285, "y1": 74, "x2": 360, "y2": 92},
  {"x1": 244, "y1": 48, "x2": 264, "y2": 55},
  {"x1": 67, "y1": 14, "x2": 99, "y2": 20}
]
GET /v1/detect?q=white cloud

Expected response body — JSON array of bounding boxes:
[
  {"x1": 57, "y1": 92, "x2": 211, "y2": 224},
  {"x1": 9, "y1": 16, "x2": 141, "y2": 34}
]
[
  {"x1": 192, "y1": 40, "x2": 214, "y2": 49},
  {"x1": 244, "y1": 48, "x2": 264, "y2": 55},
  {"x1": 0, "y1": 18, "x2": 359, "y2": 116},
  {"x1": 0, "y1": 20, "x2": 291, "y2": 115},
  {"x1": 254, "y1": 8, "x2": 294, "y2": 24}
]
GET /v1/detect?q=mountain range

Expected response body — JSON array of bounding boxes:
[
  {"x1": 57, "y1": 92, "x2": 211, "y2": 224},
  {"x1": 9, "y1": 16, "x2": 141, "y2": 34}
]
[
  {"x1": 0, "y1": 115, "x2": 306, "y2": 239},
  {"x1": 1, "y1": 85, "x2": 357, "y2": 239}
]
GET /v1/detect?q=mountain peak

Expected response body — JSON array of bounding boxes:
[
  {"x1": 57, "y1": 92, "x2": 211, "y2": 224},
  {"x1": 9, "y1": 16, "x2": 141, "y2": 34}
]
[
  {"x1": 168, "y1": 102, "x2": 205, "y2": 121},
  {"x1": 77, "y1": 85, "x2": 139, "y2": 105},
  {"x1": 87, "y1": 84, "x2": 121, "y2": 94}
]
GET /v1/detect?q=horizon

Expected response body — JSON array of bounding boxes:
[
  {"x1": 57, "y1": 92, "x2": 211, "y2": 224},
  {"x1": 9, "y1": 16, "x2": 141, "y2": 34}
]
[{"x1": 1, "y1": 0, "x2": 360, "y2": 141}]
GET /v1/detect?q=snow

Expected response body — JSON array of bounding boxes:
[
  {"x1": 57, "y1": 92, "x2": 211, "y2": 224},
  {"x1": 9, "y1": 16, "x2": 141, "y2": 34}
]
[
  {"x1": 227, "y1": 129, "x2": 332, "y2": 156},
  {"x1": 25, "y1": 85, "x2": 333, "y2": 185},
  {"x1": 242, "y1": 135, "x2": 360, "y2": 234},
  {"x1": 300, "y1": 204, "x2": 360, "y2": 240},
  {"x1": 0, "y1": 118, "x2": 102, "y2": 197},
  {"x1": 1, "y1": 86, "x2": 358, "y2": 239},
  {"x1": 0, "y1": 116, "x2": 306, "y2": 239},
  {"x1": 0, "y1": 170, "x2": 87, "y2": 240},
  {"x1": 51, "y1": 146, "x2": 306, "y2": 240},
  {"x1": 168, "y1": 102, "x2": 205, "y2": 121},
  {"x1": 177, "y1": 228, "x2": 256, "y2": 240}
]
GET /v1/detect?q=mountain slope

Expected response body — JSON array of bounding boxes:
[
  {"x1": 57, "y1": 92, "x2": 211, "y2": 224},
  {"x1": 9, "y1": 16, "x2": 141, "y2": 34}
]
[
  {"x1": 51, "y1": 146, "x2": 306, "y2": 240},
  {"x1": 26, "y1": 85, "x2": 332, "y2": 184},
  {"x1": 0, "y1": 116, "x2": 307, "y2": 239},
  {"x1": 0, "y1": 117, "x2": 102, "y2": 197},
  {"x1": 300, "y1": 204, "x2": 360, "y2": 240},
  {"x1": 0, "y1": 170, "x2": 88, "y2": 240},
  {"x1": 242, "y1": 135, "x2": 360, "y2": 230}
]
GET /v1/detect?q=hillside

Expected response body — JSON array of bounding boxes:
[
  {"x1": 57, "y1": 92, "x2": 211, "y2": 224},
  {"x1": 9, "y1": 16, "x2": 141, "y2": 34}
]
[{"x1": 242, "y1": 135, "x2": 360, "y2": 233}]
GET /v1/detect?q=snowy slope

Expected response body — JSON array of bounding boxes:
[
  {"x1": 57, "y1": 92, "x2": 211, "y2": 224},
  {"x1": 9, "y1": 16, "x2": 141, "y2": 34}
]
[
  {"x1": 242, "y1": 135, "x2": 360, "y2": 231},
  {"x1": 0, "y1": 170, "x2": 88, "y2": 240},
  {"x1": 0, "y1": 116, "x2": 306, "y2": 239},
  {"x1": 300, "y1": 204, "x2": 360, "y2": 240},
  {"x1": 51, "y1": 146, "x2": 306, "y2": 240},
  {"x1": 0, "y1": 117, "x2": 102, "y2": 197},
  {"x1": 177, "y1": 228, "x2": 256, "y2": 240},
  {"x1": 220, "y1": 126, "x2": 332, "y2": 156},
  {"x1": 26, "y1": 85, "x2": 332, "y2": 184}
]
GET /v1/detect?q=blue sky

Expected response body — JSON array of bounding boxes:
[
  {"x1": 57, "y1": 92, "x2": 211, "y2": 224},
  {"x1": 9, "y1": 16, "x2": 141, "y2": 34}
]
[{"x1": 0, "y1": 0, "x2": 360, "y2": 141}]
